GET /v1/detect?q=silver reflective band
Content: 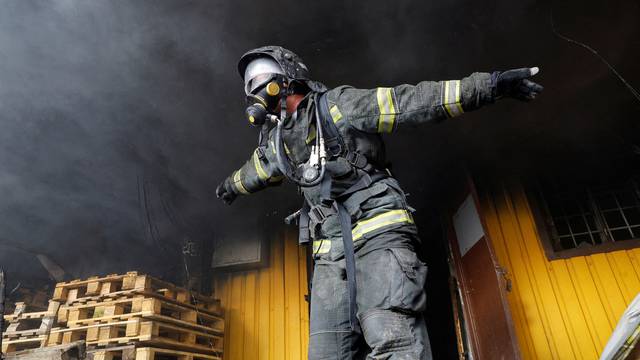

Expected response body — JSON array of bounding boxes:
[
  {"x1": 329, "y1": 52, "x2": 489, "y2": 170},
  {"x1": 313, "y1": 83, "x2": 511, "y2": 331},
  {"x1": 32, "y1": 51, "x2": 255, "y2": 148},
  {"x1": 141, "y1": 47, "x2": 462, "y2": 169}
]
[
  {"x1": 232, "y1": 170, "x2": 249, "y2": 194},
  {"x1": 376, "y1": 88, "x2": 397, "y2": 133},
  {"x1": 305, "y1": 123, "x2": 317, "y2": 145},
  {"x1": 313, "y1": 239, "x2": 331, "y2": 254},
  {"x1": 441, "y1": 80, "x2": 464, "y2": 118},
  {"x1": 243, "y1": 57, "x2": 284, "y2": 94},
  {"x1": 252, "y1": 149, "x2": 269, "y2": 181},
  {"x1": 330, "y1": 105, "x2": 343, "y2": 123}
]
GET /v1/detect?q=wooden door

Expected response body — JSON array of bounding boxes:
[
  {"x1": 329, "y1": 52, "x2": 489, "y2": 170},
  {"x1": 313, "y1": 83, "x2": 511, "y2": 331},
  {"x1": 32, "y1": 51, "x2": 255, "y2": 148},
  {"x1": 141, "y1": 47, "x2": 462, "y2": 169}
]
[{"x1": 447, "y1": 178, "x2": 520, "y2": 360}]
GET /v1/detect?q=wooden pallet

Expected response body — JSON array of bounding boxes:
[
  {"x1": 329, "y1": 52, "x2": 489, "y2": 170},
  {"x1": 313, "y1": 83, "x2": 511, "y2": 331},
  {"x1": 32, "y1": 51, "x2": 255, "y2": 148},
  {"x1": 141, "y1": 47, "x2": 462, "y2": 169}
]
[
  {"x1": 56, "y1": 295, "x2": 223, "y2": 334},
  {"x1": 3, "y1": 301, "x2": 60, "y2": 323},
  {"x1": 2, "y1": 301, "x2": 60, "y2": 353},
  {"x1": 53, "y1": 272, "x2": 220, "y2": 313},
  {"x1": 49, "y1": 319, "x2": 223, "y2": 355},
  {"x1": 88, "y1": 345, "x2": 222, "y2": 360},
  {"x1": 3, "y1": 340, "x2": 86, "y2": 360},
  {"x1": 1, "y1": 334, "x2": 49, "y2": 353}
]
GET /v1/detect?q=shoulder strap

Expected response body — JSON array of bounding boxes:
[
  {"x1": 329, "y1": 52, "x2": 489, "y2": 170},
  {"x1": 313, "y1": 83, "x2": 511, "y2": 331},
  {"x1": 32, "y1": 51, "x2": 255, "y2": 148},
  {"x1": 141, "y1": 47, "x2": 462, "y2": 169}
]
[
  {"x1": 336, "y1": 202, "x2": 361, "y2": 334},
  {"x1": 317, "y1": 93, "x2": 343, "y2": 157},
  {"x1": 317, "y1": 94, "x2": 376, "y2": 172},
  {"x1": 317, "y1": 93, "x2": 362, "y2": 334},
  {"x1": 256, "y1": 123, "x2": 272, "y2": 160}
]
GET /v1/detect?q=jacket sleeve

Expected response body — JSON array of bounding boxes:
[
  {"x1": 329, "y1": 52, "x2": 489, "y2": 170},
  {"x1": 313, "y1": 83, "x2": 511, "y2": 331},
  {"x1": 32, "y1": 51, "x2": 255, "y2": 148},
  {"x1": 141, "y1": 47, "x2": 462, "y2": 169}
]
[
  {"x1": 324, "y1": 72, "x2": 495, "y2": 133},
  {"x1": 223, "y1": 138, "x2": 284, "y2": 196}
]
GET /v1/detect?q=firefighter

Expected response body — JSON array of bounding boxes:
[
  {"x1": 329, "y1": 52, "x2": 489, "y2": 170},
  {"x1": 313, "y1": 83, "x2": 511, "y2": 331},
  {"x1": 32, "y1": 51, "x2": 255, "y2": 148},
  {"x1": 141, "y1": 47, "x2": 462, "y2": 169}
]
[{"x1": 216, "y1": 46, "x2": 543, "y2": 359}]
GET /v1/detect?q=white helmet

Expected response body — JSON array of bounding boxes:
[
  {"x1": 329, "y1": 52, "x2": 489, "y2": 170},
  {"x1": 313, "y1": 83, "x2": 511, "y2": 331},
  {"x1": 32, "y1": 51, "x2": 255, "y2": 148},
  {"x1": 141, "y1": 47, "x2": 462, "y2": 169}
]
[{"x1": 243, "y1": 57, "x2": 285, "y2": 95}]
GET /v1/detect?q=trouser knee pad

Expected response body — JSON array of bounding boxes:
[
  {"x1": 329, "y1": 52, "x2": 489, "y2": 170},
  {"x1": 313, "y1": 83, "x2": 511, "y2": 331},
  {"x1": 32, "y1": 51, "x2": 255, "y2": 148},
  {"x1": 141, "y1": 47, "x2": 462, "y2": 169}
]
[{"x1": 360, "y1": 309, "x2": 415, "y2": 353}]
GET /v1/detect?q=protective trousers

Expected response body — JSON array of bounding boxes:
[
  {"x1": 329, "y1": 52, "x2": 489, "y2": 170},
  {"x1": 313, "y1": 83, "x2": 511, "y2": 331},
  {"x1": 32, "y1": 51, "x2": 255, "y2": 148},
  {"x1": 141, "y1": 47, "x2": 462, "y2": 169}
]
[{"x1": 308, "y1": 234, "x2": 432, "y2": 359}]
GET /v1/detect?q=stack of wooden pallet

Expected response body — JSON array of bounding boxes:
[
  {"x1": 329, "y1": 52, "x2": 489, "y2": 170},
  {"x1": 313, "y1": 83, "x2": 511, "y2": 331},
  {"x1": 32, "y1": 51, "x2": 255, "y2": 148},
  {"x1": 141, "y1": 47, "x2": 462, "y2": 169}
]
[
  {"x1": 2, "y1": 272, "x2": 224, "y2": 360},
  {"x1": 1, "y1": 301, "x2": 60, "y2": 353}
]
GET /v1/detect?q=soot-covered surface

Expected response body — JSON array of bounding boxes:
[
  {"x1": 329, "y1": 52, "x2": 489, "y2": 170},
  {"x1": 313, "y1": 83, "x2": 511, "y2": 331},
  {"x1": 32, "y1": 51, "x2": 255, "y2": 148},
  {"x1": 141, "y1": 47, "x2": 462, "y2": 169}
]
[{"x1": 0, "y1": 0, "x2": 638, "y2": 357}]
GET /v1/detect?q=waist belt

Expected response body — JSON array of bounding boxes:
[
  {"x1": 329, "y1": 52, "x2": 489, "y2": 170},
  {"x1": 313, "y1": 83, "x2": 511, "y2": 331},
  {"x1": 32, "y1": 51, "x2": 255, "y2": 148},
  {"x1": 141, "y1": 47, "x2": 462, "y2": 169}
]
[
  {"x1": 312, "y1": 209, "x2": 414, "y2": 254},
  {"x1": 307, "y1": 171, "x2": 388, "y2": 227}
]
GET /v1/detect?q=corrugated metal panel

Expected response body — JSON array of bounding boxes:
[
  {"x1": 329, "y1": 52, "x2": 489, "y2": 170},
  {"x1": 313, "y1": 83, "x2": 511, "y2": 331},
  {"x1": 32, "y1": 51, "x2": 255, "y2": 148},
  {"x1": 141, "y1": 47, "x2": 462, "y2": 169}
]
[
  {"x1": 480, "y1": 182, "x2": 640, "y2": 360},
  {"x1": 212, "y1": 231, "x2": 309, "y2": 360}
]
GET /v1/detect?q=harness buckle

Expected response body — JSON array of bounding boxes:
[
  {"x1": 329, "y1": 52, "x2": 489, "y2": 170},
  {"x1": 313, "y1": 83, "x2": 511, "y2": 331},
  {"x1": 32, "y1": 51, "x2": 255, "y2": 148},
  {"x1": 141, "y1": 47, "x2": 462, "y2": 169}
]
[
  {"x1": 308, "y1": 203, "x2": 338, "y2": 225},
  {"x1": 346, "y1": 151, "x2": 368, "y2": 169},
  {"x1": 324, "y1": 136, "x2": 342, "y2": 158}
]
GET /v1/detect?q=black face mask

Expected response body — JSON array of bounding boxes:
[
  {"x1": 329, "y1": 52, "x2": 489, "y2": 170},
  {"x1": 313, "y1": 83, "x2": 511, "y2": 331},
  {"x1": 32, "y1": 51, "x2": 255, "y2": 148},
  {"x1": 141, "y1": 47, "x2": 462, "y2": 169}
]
[{"x1": 245, "y1": 75, "x2": 285, "y2": 126}]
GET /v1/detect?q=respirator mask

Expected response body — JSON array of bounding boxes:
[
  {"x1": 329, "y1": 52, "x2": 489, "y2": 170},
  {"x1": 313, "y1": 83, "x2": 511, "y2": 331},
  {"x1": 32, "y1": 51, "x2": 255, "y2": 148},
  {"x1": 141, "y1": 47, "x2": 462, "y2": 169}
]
[
  {"x1": 243, "y1": 57, "x2": 287, "y2": 126},
  {"x1": 244, "y1": 74, "x2": 286, "y2": 126},
  {"x1": 242, "y1": 56, "x2": 326, "y2": 187}
]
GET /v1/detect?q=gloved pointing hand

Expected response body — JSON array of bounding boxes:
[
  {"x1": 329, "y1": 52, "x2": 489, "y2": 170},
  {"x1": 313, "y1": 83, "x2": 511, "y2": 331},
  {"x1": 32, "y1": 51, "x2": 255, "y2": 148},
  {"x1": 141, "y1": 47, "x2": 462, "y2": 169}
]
[
  {"x1": 494, "y1": 67, "x2": 544, "y2": 101},
  {"x1": 216, "y1": 179, "x2": 237, "y2": 205}
]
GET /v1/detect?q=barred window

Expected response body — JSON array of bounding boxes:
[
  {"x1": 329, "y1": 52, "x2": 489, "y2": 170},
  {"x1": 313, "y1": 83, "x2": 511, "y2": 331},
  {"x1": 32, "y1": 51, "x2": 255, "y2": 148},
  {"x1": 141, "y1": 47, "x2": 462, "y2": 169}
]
[{"x1": 534, "y1": 176, "x2": 640, "y2": 258}]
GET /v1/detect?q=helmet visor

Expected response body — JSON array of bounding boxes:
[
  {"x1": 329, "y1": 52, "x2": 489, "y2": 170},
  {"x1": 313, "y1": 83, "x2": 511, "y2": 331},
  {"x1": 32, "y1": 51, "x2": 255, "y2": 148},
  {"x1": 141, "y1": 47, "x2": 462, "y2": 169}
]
[
  {"x1": 245, "y1": 73, "x2": 275, "y2": 95},
  {"x1": 243, "y1": 57, "x2": 284, "y2": 95}
]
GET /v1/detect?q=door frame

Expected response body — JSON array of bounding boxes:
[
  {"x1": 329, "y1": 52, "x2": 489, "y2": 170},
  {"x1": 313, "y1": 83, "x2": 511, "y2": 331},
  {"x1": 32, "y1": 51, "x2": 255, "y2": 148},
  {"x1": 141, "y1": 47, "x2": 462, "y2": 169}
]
[{"x1": 446, "y1": 175, "x2": 521, "y2": 359}]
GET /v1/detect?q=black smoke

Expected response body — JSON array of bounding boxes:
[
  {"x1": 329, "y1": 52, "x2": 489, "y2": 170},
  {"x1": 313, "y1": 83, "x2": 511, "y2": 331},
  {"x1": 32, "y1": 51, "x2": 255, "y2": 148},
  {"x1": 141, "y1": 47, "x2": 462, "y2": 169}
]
[{"x1": 0, "y1": 0, "x2": 638, "y2": 357}]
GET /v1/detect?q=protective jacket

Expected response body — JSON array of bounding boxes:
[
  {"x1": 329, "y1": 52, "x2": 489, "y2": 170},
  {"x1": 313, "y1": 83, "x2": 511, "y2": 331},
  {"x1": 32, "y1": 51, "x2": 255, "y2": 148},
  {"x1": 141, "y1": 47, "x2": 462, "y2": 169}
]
[{"x1": 223, "y1": 73, "x2": 496, "y2": 260}]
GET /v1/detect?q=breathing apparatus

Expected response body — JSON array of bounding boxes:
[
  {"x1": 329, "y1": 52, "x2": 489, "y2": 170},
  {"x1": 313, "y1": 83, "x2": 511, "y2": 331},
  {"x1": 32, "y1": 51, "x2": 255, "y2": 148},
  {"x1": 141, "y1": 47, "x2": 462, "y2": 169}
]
[
  {"x1": 269, "y1": 92, "x2": 327, "y2": 187},
  {"x1": 244, "y1": 74, "x2": 285, "y2": 126},
  {"x1": 240, "y1": 52, "x2": 327, "y2": 187}
]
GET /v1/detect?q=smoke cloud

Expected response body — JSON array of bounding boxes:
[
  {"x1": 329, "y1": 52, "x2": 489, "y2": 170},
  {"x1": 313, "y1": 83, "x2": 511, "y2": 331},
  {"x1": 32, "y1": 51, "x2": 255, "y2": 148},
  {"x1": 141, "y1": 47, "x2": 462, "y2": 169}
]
[{"x1": 0, "y1": 0, "x2": 637, "y2": 355}]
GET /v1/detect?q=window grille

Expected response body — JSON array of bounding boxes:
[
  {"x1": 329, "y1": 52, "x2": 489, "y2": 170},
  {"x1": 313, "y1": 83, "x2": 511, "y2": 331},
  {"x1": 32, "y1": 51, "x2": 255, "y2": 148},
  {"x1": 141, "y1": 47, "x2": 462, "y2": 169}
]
[{"x1": 538, "y1": 177, "x2": 640, "y2": 252}]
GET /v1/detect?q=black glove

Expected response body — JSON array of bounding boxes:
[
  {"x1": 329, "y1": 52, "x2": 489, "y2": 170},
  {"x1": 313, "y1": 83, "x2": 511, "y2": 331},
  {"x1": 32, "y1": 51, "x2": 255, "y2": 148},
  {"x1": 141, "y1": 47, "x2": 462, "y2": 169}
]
[
  {"x1": 216, "y1": 178, "x2": 237, "y2": 205},
  {"x1": 494, "y1": 67, "x2": 544, "y2": 101}
]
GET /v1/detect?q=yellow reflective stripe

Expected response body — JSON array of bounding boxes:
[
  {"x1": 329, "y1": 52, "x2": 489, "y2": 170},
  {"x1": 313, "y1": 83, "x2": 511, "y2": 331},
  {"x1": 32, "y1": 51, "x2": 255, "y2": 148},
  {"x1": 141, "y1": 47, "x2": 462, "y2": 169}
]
[
  {"x1": 352, "y1": 209, "x2": 413, "y2": 241},
  {"x1": 313, "y1": 239, "x2": 331, "y2": 254},
  {"x1": 376, "y1": 88, "x2": 396, "y2": 133},
  {"x1": 329, "y1": 105, "x2": 343, "y2": 123},
  {"x1": 269, "y1": 140, "x2": 290, "y2": 154},
  {"x1": 305, "y1": 123, "x2": 317, "y2": 144},
  {"x1": 252, "y1": 150, "x2": 269, "y2": 181},
  {"x1": 443, "y1": 80, "x2": 464, "y2": 118},
  {"x1": 232, "y1": 170, "x2": 249, "y2": 194},
  {"x1": 311, "y1": 210, "x2": 412, "y2": 253}
]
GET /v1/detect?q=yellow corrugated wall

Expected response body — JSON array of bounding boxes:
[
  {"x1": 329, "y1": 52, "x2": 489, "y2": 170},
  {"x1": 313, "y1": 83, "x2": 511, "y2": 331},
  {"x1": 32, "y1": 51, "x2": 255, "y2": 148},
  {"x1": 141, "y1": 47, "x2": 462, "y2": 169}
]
[
  {"x1": 480, "y1": 182, "x2": 640, "y2": 359},
  {"x1": 212, "y1": 231, "x2": 309, "y2": 360}
]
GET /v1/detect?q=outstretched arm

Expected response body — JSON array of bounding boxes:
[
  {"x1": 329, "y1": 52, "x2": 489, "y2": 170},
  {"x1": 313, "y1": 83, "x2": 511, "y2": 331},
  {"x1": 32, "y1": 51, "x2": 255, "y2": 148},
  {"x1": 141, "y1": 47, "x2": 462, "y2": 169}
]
[
  {"x1": 216, "y1": 141, "x2": 284, "y2": 205},
  {"x1": 324, "y1": 68, "x2": 542, "y2": 133}
]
